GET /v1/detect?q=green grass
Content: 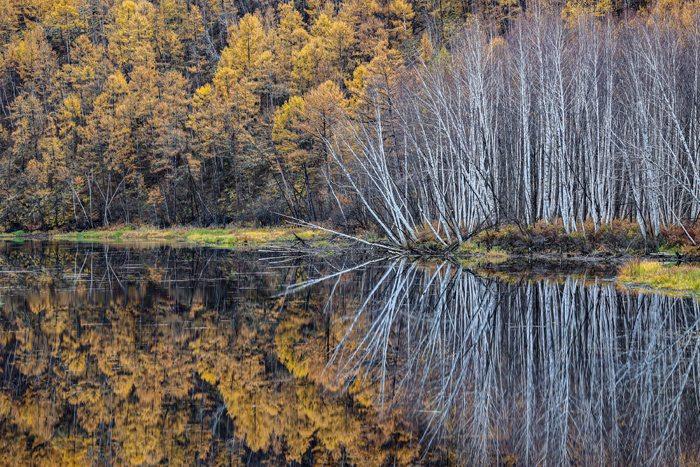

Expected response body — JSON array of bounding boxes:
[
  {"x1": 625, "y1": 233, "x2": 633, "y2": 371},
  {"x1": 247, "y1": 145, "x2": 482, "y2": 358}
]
[
  {"x1": 657, "y1": 243, "x2": 684, "y2": 255},
  {"x1": 456, "y1": 242, "x2": 509, "y2": 263},
  {"x1": 52, "y1": 225, "x2": 330, "y2": 249},
  {"x1": 618, "y1": 260, "x2": 700, "y2": 295},
  {"x1": 0, "y1": 230, "x2": 27, "y2": 241}
]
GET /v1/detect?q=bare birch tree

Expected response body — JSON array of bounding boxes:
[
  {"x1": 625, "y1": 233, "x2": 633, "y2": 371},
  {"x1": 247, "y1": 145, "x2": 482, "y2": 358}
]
[{"x1": 328, "y1": 10, "x2": 700, "y2": 249}]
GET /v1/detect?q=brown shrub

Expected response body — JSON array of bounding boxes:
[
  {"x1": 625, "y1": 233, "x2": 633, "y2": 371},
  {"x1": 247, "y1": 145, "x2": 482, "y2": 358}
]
[
  {"x1": 474, "y1": 219, "x2": 647, "y2": 254},
  {"x1": 660, "y1": 222, "x2": 700, "y2": 247}
]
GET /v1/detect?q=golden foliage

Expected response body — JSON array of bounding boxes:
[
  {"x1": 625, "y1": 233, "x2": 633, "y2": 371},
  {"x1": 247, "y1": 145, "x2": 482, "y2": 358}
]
[{"x1": 0, "y1": 246, "x2": 428, "y2": 464}]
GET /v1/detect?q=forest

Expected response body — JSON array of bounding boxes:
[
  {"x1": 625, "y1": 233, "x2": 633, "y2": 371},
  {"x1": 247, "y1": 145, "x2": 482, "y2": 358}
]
[{"x1": 0, "y1": 0, "x2": 697, "y2": 247}]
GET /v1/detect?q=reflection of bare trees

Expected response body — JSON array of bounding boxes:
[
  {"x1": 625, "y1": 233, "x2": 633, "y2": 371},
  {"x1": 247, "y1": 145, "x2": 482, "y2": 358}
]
[{"x1": 308, "y1": 260, "x2": 700, "y2": 464}]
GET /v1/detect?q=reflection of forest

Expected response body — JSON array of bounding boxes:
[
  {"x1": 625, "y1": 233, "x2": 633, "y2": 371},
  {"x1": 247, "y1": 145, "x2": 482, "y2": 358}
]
[
  {"x1": 1, "y1": 242, "x2": 699, "y2": 465},
  {"x1": 0, "y1": 242, "x2": 425, "y2": 465}
]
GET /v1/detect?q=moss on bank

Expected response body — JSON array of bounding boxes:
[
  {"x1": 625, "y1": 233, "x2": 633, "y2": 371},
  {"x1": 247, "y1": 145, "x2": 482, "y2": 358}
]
[
  {"x1": 618, "y1": 261, "x2": 700, "y2": 295},
  {"x1": 44, "y1": 226, "x2": 330, "y2": 249},
  {"x1": 0, "y1": 230, "x2": 28, "y2": 241}
]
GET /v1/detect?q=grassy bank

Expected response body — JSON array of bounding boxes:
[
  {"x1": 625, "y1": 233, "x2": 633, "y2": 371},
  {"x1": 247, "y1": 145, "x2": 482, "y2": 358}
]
[
  {"x1": 34, "y1": 226, "x2": 331, "y2": 249},
  {"x1": 0, "y1": 230, "x2": 27, "y2": 240},
  {"x1": 393, "y1": 220, "x2": 699, "y2": 260},
  {"x1": 3, "y1": 219, "x2": 700, "y2": 260},
  {"x1": 618, "y1": 260, "x2": 700, "y2": 295}
]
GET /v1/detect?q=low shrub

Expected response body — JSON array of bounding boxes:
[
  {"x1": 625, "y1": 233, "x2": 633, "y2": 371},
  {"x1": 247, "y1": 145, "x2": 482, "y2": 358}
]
[{"x1": 472, "y1": 219, "x2": 647, "y2": 255}]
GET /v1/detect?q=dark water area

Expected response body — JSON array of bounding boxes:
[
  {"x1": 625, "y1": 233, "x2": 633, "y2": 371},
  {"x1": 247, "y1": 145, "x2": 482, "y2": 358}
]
[{"x1": 0, "y1": 241, "x2": 698, "y2": 465}]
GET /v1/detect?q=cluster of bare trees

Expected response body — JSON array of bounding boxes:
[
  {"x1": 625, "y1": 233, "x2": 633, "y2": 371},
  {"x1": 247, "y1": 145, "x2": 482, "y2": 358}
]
[
  {"x1": 299, "y1": 259, "x2": 700, "y2": 464},
  {"x1": 329, "y1": 11, "x2": 700, "y2": 247}
]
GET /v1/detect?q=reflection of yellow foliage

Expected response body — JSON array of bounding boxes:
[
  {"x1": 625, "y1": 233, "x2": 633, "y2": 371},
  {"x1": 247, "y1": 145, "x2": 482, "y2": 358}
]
[
  {"x1": 13, "y1": 392, "x2": 59, "y2": 443},
  {"x1": 0, "y1": 393, "x2": 11, "y2": 418},
  {"x1": 0, "y1": 249, "x2": 427, "y2": 465},
  {"x1": 52, "y1": 436, "x2": 92, "y2": 467},
  {"x1": 275, "y1": 309, "x2": 314, "y2": 378},
  {"x1": 349, "y1": 374, "x2": 376, "y2": 408}
]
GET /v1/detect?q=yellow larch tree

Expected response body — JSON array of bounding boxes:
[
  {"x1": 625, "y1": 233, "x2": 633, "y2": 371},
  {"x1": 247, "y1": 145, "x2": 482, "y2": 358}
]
[
  {"x1": 292, "y1": 13, "x2": 355, "y2": 93},
  {"x1": 386, "y1": 0, "x2": 415, "y2": 45},
  {"x1": 44, "y1": 0, "x2": 85, "y2": 48},
  {"x1": 107, "y1": 0, "x2": 157, "y2": 72},
  {"x1": 273, "y1": 80, "x2": 346, "y2": 219},
  {"x1": 219, "y1": 13, "x2": 273, "y2": 93},
  {"x1": 270, "y1": 3, "x2": 310, "y2": 97},
  {"x1": 0, "y1": 0, "x2": 19, "y2": 45},
  {"x1": 562, "y1": 0, "x2": 614, "y2": 22},
  {"x1": 338, "y1": 0, "x2": 386, "y2": 60}
]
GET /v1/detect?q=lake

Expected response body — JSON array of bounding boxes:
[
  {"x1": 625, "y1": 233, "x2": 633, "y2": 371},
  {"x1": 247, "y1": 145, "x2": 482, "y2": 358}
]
[{"x1": 0, "y1": 241, "x2": 698, "y2": 465}]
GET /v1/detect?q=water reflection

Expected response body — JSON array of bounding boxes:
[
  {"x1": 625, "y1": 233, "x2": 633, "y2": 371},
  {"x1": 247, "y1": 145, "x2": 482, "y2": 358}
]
[
  {"x1": 0, "y1": 242, "x2": 698, "y2": 465},
  {"x1": 289, "y1": 258, "x2": 700, "y2": 465}
]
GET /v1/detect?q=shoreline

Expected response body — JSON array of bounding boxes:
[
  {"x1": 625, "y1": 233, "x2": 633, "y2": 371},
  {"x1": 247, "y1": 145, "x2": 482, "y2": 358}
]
[
  {"x1": 1, "y1": 225, "x2": 698, "y2": 261},
  {"x1": 1, "y1": 226, "x2": 699, "y2": 297},
  {"x1": 1, "y1": 225, "x2": 698, "y2": 259}
]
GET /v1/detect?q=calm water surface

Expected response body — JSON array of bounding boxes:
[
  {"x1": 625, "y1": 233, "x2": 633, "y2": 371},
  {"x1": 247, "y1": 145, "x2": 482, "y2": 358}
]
[{"x1": 0, "y1": 241, "x2": 698, "y2": 465}]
